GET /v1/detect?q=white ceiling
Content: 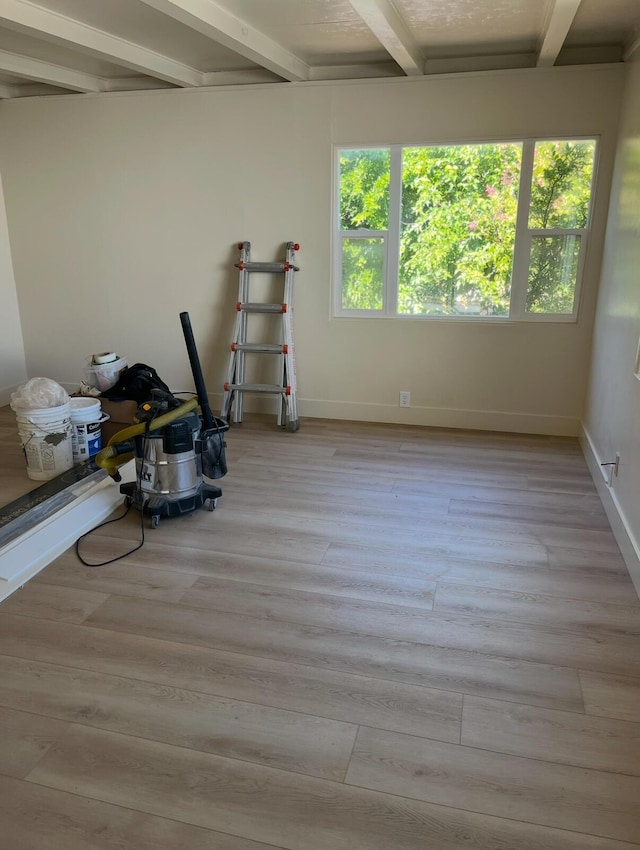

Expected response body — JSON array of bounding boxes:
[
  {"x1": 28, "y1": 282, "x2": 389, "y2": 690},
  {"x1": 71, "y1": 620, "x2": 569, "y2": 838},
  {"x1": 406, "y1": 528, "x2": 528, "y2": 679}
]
[{"x1": 0, "y1": 0, "x2": 636, "y2": 99}]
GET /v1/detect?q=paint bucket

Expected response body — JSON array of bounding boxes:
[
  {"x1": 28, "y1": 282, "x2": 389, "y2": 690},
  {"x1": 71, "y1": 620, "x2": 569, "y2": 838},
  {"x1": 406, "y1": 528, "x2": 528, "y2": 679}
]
[
  {"x1": 84, "y1": 355, "x2": 128, "y2": 392},
  {"x1": 14, "y1": 402, "x2": 74, "y2": 481},
  {"x1": 69, "y1": 397, "x2": 109, "y2": 464}
]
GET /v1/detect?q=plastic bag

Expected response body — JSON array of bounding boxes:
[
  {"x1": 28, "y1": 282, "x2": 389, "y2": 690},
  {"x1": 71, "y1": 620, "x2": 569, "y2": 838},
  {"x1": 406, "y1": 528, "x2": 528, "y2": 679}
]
[{"x1": 10, "y1": 378, "x2": 70, "y2": 411}]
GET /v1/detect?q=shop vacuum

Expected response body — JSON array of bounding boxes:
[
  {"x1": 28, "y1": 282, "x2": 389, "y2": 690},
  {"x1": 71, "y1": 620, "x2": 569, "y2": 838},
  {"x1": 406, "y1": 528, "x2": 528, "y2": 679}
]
[{"x1": 95, "y1": 312, "x2": 228, "y2": 528}]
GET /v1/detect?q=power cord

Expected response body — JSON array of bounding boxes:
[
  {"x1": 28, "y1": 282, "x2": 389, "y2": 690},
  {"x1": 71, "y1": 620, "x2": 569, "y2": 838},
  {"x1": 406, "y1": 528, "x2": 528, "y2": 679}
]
[{"x1": 75, "y1": 426, "x2": 151, "y2": 567}]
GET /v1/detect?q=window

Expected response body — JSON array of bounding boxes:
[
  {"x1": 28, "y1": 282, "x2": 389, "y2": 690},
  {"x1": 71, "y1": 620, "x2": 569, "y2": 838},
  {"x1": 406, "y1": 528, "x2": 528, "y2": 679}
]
[{"x1": 335, "y1": 139, "x2": 597, "y2": 320}]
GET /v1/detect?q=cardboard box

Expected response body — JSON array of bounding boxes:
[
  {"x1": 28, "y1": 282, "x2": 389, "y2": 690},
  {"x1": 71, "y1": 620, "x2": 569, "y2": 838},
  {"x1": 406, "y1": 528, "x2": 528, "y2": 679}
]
[{"x1": 99, "y1": 399, "x2": 138, "y2": 444}]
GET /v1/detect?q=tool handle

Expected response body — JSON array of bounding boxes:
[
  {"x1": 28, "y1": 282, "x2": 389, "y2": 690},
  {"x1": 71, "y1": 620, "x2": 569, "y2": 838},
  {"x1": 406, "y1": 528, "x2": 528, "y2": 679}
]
[{"x1": 180, "y1": 312, "x2": 215, "y2": 430}]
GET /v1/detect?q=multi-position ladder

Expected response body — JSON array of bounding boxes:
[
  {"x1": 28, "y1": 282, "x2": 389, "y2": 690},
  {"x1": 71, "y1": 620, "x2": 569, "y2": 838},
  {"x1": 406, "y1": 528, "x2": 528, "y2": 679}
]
[{"x1": 221, "y1": 241, "x2": 300, "y2": 431}]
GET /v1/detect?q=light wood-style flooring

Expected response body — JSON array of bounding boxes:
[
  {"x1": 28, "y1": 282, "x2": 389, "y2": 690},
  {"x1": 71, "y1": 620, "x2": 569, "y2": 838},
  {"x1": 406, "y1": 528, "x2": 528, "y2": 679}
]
[
  {"x1": 0, "y1": 404, "x2": 37, "y2": 505},
  {"x1": 1, "y1": 414, "x2": 640, "y2": 849}
]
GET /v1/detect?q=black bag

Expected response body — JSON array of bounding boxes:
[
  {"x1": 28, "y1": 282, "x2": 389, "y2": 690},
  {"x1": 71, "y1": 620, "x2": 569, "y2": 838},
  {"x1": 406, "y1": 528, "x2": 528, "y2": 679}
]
[{"x1": 100, "y1": 363, "x2": 172, "y2": 405}]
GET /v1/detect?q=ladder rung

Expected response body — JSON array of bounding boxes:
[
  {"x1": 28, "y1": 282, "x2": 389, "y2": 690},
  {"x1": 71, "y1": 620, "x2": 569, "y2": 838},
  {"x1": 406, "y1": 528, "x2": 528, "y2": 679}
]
[
  {"x1": 235, "y1": 261, "x2": 299, "y2": 273},
  {"x1": 231, "y1": 343, "x2": 286, "y2": 354},
  {"x1": 225, "y1": 383, "x2": 290, "y2": 395},
  {"x1": 238, "y1": 302, "x2": 286, "y2": 314}
]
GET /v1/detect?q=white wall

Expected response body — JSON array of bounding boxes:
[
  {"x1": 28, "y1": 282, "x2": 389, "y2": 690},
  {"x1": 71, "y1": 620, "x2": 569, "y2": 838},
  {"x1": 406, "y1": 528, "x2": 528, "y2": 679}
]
[
  {"x1": 582, "y1": 59, "x2": 640, "y2": 590},
  {"x1": 0, "y1": 65, "x2": 624, "y2": 434},
  {"x1": 0, "y1": 170, "x2": 26, "y2": 405}
]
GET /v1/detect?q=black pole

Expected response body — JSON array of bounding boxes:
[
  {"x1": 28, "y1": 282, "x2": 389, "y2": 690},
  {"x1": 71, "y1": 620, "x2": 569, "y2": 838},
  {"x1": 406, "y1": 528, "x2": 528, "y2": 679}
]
[{"x1": 180, "y1": 312, "x2": 215, "y2": 430}]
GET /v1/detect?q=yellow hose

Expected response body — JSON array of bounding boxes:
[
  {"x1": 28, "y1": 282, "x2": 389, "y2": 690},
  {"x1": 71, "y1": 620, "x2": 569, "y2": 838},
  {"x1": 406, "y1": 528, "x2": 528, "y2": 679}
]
[{"x1": 95, "y1": 398, "x2": 199, "y2": 479}]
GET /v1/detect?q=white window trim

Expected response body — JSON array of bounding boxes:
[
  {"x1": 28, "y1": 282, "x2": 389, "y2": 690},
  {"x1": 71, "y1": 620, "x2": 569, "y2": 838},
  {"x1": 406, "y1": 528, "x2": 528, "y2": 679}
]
[{"x1": 334, "y1": 137, "x2": 598, "y2": 323}]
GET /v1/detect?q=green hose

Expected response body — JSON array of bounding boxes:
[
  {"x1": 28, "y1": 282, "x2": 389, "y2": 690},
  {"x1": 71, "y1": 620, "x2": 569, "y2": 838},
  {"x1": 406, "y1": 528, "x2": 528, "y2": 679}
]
[{"x1": 95, "y1": 398, "x2": 199, "y2": 479}]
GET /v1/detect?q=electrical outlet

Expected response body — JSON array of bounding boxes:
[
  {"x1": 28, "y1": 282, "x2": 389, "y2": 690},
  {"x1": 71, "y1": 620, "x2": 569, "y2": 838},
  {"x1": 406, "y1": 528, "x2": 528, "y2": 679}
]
[{"x1": 399, "y1": 391, "x2": 411, "y2": 408}]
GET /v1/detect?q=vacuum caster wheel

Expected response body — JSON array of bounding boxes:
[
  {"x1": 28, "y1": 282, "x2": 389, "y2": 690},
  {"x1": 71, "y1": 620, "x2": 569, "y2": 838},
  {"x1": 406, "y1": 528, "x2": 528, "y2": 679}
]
[
  {"x1": 207, "y1": 498, "x2": 218, "y2": 511},
  {"x1": 151, "y1": 514, "x2": 160, "y2": 529}
]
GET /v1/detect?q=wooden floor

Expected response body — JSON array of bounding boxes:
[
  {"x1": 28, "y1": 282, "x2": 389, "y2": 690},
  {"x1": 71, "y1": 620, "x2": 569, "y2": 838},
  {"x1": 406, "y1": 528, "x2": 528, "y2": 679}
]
[
  {"x1": 1, "y1": 415, "x2": 639, "y2": 849},
  {"x1": 0, "y1": 404, "x2": 38, "y2": 505}
]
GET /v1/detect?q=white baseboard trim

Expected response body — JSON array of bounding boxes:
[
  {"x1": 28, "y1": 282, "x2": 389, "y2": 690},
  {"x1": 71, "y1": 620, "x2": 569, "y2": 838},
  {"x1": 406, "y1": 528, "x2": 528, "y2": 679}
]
[
  {"x1": 298, "y1": 399, "x2": 580, "y2": 436},
  {"x1": 580, "y1": 425, "x2": 640, "y2": 598},
  {"x1": 61, "y1": 389, "x2": 578, "y2": 436},
  {"x1": 0, "y1": 462, "x2": 134, "y2": 604}
]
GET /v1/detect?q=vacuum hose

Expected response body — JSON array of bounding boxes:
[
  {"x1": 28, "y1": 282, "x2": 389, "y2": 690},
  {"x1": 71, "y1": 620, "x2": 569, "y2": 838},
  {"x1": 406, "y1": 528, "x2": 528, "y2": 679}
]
[{"x1": 95, "y1": 398, "x2": 199, "y2": 480}]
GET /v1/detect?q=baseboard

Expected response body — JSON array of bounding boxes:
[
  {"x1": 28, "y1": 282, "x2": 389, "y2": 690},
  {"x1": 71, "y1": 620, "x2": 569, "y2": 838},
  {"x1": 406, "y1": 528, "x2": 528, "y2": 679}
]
[
  {"x1": 298, "y1": 399, "x2": 580, "y2": 436},
  {"x1": 59, "y1": 385, "x2": 578, "y2": 436},
  {"x1": 580, "y1": 425, "x2": 640, "y2": 598},
  {"x1": 0, "y1": 461, "x2": 134, "y2": 603}
]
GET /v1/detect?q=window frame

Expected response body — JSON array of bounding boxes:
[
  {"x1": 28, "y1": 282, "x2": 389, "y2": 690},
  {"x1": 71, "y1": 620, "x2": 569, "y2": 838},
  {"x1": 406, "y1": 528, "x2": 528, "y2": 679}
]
[{"x1": 333, "y1": 136, "x2": 599, "y2": 322}]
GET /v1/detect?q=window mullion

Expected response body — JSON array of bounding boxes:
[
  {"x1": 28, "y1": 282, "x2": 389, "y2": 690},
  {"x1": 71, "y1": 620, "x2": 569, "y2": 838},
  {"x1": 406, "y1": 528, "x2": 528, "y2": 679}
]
[
  {"x1": 510, "y1": 140, "x2": 535, "y2": 319},
  {"x1": 386, "y1": 146, "x2": 402, "y2": 316}
]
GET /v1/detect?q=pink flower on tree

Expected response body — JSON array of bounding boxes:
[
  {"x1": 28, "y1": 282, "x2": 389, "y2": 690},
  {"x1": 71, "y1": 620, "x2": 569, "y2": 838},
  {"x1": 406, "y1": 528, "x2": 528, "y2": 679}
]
[
  {"x1": 485, "y1": 185, "x2": 497, "y2": 196},
  {"x1": 468, "y1": 220, "x2": 478, "y2": 231}
]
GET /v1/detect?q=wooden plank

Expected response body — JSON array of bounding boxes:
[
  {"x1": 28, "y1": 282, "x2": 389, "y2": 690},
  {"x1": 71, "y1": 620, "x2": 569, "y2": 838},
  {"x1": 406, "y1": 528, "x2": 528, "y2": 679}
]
[
  {"x1": 0, "y1": 614, "x2": 463, "y2": 743},
  {"x1": 157, "y1": 580, "x2": 640, "y2": 677},
  {"x1": 27, "y1": 724, "x2": 636, "y2": 850},
  {"x1": 580, "y1": 671, "x2": 640, "y2": 723},
  {"x1": 334, "y1": 444, "x2": 590, "y2": 476},
  {"x1": 220, "y1": 488, "x2": 450, "y2": 527},
  {"x1": 434, "y1": 583, "x2": 640, "y2": 633},
  {"x1": 462, "y1": 696, "x2": 640, "y2": 775},
  {"x1": 527, "y1": 476, "x2": 599, "y2": 495},
  {"x1": 52, "y1": 539, "x2": 438, "y2": 609},
  {"x1": 346, "y1": 726, "x2": 640, "y2": 843},
  {"x1": 0, "y1": 773, "x2": 276, "y2": 850},
  {"x1": 547, "y1": 546, "x2": 629, "y2": 574},
  {"x1": 448, "y1": 498, "x2": 610, "y2": 531},
  {"x1": 34, "y1": 559, "x2": 199, "y2": 602},
  {"x1": 0, "y1": 655, "x2": 357, "y2": 781},
  {"x1": 80, "y1": 598, "x2": 585, "y2": 710},
  {"x1": 226, "y1": 459, "x2": 396, "y2": 492},
  {"x1": 0, "y1": 582, "x2": 108, "y2": 624},
  {"x1": 0, "y1": 704, "x2": 68, "y2": 779},
  {"x1": 180, "y1": 562, "x2": 436, "y2": 608},
  {"x1": 327, "y1": 542, "x2": 638, "y2": 603},
  {"x1": 391, "y1": 480, "x2": 602, "y2": 510},
  {"x1": 100, "y1": 513, "x2": 331, "y2": 565},
  {"x1": 225, "y1": 474, "x2": 449, "y2": 516},
  {"x1": 180, "y1": 574, "x2": 437, "y2": 621}
]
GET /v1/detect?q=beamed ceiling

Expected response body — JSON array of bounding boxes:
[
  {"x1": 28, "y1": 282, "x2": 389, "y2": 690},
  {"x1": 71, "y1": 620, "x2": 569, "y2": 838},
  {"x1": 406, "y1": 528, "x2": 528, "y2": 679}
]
[{"x1": 0, "y1": 0, "x2": 636, "y2": 98}]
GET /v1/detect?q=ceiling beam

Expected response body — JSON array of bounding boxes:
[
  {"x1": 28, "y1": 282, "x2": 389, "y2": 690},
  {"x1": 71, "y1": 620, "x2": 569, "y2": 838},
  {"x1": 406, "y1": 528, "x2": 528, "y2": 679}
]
[
  {"x1": 104, "y1": 76, "x2": 174, "y2": 92},
  {"x1": 138, "y1": 0, "x2": 309, "y2": 82},
  {"x1": 623, "y1": 30, "x2": 640, "y2": 62},
  {"x1": 0, "y1": 0, "x2": 202, "y2": 86},
  {"x1": 0, "y1": 48, "x2": 104, "y2": 91},
  {"x1": 201, "y1": 69, "x2": 282, "y2": 86},
  {"x1": 0, "y1": 82, "x2": 18, "y2": 97},
  {"x1": 537, "y1": 0, "x2": 582, "y2": 68},
  {"x1": 349, "y1": 0, "x2": 423, "y2": 76}
]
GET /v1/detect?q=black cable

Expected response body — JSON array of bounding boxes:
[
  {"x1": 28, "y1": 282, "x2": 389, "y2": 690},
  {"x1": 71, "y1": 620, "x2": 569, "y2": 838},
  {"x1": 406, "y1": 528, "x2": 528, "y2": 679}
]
[
  {"x1": 75, "y1": 497, "x2": 146, "y2": 567},
  {"x1": 75, "y1": 424, "x2": 151, "y2": 568}
]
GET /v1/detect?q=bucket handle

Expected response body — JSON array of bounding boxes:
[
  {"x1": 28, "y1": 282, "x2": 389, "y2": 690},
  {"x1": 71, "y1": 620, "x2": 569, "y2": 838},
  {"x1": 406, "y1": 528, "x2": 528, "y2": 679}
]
[{"x1": 25, "y1": 418, "x2": 70, "y2": 435}]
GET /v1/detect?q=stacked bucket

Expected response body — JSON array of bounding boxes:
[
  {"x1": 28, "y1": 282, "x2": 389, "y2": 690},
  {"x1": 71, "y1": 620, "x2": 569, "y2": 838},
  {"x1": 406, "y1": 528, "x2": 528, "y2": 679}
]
[{"x1": 11, "y1": 353, "x2": 126, "y2": 481}]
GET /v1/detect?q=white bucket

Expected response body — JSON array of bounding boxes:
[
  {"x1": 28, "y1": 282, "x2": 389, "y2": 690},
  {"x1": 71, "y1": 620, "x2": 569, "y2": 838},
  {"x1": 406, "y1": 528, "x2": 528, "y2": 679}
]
[
  {"x1": 84, "y1": 356, "x2": 127, "y2": 392},
  {"x1": 15, "y1": 402, "x2": 74, "y2": 481},
  {"x1": 69, "y1": 397, "x2": 109, "y2": 464}
]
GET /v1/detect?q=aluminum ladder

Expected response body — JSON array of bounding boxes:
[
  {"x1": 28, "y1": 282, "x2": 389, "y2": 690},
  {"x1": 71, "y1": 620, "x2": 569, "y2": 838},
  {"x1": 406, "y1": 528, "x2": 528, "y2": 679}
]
[{"x1": 221, "y1": 241, "x2": 300, "y2": 431}]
